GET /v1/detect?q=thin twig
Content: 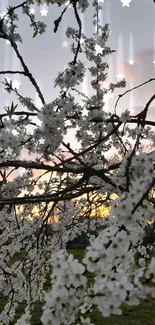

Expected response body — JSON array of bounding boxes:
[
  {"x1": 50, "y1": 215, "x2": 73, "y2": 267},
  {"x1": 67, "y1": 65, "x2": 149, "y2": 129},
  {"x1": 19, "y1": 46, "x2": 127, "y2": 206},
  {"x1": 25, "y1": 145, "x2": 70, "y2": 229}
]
[{"x1": 114, "y1": 78, "x2": 155, "y2": 114}]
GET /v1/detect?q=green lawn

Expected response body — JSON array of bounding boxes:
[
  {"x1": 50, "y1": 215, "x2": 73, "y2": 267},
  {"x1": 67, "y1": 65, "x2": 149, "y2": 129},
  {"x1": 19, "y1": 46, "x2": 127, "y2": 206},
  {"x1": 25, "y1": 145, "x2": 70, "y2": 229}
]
[{"x1": 0, "y1": 249, "x2": 155, "y2": 324}]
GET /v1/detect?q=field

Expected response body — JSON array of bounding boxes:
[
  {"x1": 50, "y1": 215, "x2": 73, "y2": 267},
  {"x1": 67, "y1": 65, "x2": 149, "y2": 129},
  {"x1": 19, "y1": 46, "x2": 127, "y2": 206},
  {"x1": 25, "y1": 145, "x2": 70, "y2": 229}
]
[{"x1": 0, "y1": 249, "x2": 155, "y2": 325}]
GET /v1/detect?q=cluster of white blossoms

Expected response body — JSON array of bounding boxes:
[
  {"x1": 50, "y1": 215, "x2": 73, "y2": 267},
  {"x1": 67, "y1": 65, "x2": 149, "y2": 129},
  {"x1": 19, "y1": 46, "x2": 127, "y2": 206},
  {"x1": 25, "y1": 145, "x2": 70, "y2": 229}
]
[
  {"x1": 43, "y1": 178, "x2": 155, "y2": 323},
  {"x1": 55, "y1": 61, "x2": 86, "y2": 89},
  {"x1": 41, "y1": 251, "x2": 87, "y2": 325},
  {"x1": 31, "y1": 102, "x2": 63, "y2": 154},
  {"x1": 41, "y1": 224, "x2": 155, "y2": 324},
  {"x1": 0, "y1": 0, "x2": 154, "y2": 325}
]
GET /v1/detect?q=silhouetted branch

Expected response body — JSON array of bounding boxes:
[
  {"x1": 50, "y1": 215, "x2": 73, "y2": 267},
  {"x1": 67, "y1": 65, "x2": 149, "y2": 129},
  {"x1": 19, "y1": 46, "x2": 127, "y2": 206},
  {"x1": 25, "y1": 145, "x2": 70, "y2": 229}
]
[{"x1": 115, "y1": 77, "x2": 155, "y2": 114}]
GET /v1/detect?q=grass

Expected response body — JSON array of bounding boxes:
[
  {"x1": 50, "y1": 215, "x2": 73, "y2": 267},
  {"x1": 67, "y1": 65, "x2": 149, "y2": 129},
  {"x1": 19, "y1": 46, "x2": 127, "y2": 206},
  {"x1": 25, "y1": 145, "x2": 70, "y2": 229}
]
[
  {"x1": 0, "y1": 249, "x2": 155, "y2": 324},
  {"x1": 91, "y1": 301, "x2": 155, "y2": 325}
]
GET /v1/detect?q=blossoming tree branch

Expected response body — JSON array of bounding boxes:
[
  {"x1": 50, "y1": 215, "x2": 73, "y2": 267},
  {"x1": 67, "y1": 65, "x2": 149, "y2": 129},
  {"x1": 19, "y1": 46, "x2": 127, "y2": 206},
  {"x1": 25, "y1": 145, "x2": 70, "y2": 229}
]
[{"x1": 0, "y1": 0, "x2": 154, "y2": 324}]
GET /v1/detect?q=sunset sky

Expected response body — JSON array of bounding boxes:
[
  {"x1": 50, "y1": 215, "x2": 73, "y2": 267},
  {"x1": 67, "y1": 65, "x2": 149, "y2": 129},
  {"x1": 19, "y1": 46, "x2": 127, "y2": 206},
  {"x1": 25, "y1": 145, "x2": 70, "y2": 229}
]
[{"x1": 0, "y1": 0, "x2": 155, "y2": 145}]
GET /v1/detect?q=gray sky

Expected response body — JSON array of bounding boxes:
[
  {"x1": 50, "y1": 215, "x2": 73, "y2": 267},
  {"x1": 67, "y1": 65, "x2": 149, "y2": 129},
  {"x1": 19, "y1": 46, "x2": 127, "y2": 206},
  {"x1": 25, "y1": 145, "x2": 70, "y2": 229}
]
[{"x1": 0, "y1": 0, "x2": 155, "y2": 119}]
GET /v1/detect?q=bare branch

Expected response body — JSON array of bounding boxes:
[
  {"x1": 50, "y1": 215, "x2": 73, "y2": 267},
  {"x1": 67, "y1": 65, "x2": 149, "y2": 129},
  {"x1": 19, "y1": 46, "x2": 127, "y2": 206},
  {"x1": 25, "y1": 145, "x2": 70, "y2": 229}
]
[
  {"x1": 0, "y1": 70, "x2": 26, "y2": 75},
  {"x1": 114, "y1": 77, "x2": 155, "y2": 114}
]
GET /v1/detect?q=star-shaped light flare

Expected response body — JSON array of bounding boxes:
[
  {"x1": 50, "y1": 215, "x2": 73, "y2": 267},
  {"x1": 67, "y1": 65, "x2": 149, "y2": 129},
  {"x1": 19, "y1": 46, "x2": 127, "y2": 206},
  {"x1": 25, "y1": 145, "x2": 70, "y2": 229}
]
[
  {"x1": 128, "y1": 59, "x2": 134, "y2": 65},
  {"x1": 62, "y1": 40, "x2": 69, "y2": 48},
  {"x1": 116, "y1": 73, "x2": 125, "y2": 81},
  {"x1": 120, "y1": 0, "x2": 132, "y2": 7},
  {"x1": 95, "y1": 44, "x2": 103, "y2": 54},
  {"x1": 12, "y1": 80, "x2": 21, "y2": 90},
  {"x1": 40, "y1": 7, "x2": 48, "y2": 16}
]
